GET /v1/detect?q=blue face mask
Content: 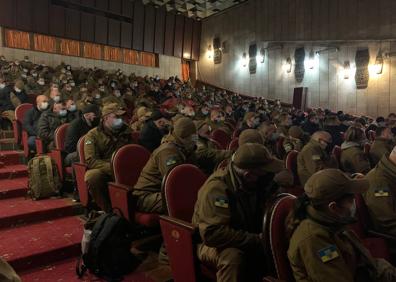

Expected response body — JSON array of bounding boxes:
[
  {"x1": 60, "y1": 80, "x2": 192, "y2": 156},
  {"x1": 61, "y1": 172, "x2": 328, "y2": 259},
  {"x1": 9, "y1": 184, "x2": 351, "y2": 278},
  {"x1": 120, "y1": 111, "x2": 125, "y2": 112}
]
[{"x1": 112, "y1": 118, "x2": 124, "y2": 130}]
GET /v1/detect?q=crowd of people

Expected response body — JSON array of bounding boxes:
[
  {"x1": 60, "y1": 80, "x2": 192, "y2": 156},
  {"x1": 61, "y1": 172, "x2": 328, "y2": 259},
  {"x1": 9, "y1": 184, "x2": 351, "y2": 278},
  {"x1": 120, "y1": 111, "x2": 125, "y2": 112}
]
[{"x1": 1, "y1": 54, "x2": 396, "y2": 281}]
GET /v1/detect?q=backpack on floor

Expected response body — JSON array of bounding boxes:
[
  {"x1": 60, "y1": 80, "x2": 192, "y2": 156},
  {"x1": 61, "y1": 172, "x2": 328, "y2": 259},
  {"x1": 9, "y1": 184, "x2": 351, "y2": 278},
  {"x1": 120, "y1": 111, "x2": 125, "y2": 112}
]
[
  {"x1": 27, "y1": 155, "x2": 61, "y2": 200},
  {"x1": 76, "y1": 212, "x2": 140, "y2": 281}
]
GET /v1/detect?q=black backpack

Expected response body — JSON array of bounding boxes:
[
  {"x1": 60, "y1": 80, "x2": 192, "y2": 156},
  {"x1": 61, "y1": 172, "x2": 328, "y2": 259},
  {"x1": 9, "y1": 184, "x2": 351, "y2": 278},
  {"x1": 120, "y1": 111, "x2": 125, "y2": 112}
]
[{"x1": 76, "y1": 212, "x2": 140, "y2": 281}]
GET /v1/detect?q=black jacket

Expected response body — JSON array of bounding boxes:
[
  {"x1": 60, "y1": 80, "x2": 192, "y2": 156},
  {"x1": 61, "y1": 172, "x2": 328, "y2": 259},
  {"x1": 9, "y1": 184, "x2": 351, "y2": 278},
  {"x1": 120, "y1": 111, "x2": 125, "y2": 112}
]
[
  {"x1": 23, "y1": 107, "x2": 43, "y2": 136},
  {"x1": 64, "y1": 116, "x2": 93, "y2": 154},
  {"x1": 13, "y1": 89, "x2": 28, "y2": 104},
  {"x1": 138, "y1": 120, "x2": 164, "y2": 152},
  {"x1": 302, "y1": 121, "x2": 320, "y2": 135},
  {"x1": 324, "y1": 125, "x2": 343, "y2": 149},
  {"x1": 37, "y1": 111, "x2": 66, "y2": 144},
  {"x1": 0, "y1": 86, "x2": 14, "y2": 112}
]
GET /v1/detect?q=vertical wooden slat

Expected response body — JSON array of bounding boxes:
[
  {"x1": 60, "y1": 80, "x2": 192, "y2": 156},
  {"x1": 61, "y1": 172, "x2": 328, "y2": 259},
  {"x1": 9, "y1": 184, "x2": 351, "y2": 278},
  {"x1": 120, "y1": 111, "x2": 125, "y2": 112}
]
[
  {"x1": 191, "y1": 21, "x2": 201, "y2": 61},
  {"x1": 95, "y1": 15, "x2": 108, "y2": 45},
  {"x1": 108, "y1": 19, "x2": 121, "y2": 47},
  {"x1": 287, "y1": 0, "x2": 296, "y2": 41},
  {"x1": 173, "y1": 15, "x2": 184, "y2": 58},
  {"x1": 132, "y1": 0, "x2": 145, "y2": 51},
  {"x1": 0, "y1": 0, "x2": 16, "y2": 28},
  {"x1": 65, "y1": 8, "x2": 81, "y2": 40},
  {"x1": 154, "y1": 7, "x2": 166, "y2": 55},
  {"x1": 182, "y1": 18, "x2": 193, "y2": 60},
  {"x1": 164, "y1": 13, "x2": 176, "y2": 56},
  {"x1": 319, "y1": 0, "x2": 329, "y2": 40},
  {"x1": 33, "y1": 0, "x2": 49, "y2": 34},
  {"x1": 16, "y1": 0, "x2": 32, "y2": 32},
  {"x1": 49, "y1": 5, "x2": 65, "y2": 37},
  {"x1": 143, "y1": 5, "x2": 155, "y2": 53},
  {"x1": 295, "y1": 0, "x2": 305, "y2": 40},
  {"x1": 328, "y1": 0, "x2": 338, "y2": 40},
  {"x1": 81, "y1": 12, "x2": 95, "y2": 42}
]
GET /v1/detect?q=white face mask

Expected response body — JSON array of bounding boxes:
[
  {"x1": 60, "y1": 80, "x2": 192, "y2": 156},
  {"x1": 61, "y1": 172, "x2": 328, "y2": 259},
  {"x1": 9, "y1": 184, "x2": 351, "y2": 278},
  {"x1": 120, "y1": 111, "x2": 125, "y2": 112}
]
[
  {"x1": 95, "y1": 94, "x2": 101, "y2": 99},
  {"x1": 32, "y1": 73, "x2": 38, "y2": 77},
  {"x1": 59, "y1": 109, "x2": 67, "y2": 117},
  {"x1": 40, "y1": 102, "x2": 49, "y2": 111},
  {"x1": 0, "y1": 83, "x2": 5, "y2": 89},
  {"x1": 14, "y1": 87, "x2": 21, "y2": 93},
  {"x1": 112, "y1": 118, "x2": 123, "y2": 130},
  {"x1": 68, "y1": 104, "x2": 77, "y2": 112},
  {"x1": 53, "y1": 96, "x2": 61, "y2": 102},
  {"x1": 70, "y1": 82, "x2": 75, "y2": 87},
  {"x1": 114, "y1": 91, "x2": 121, "y2": 97},
  {"x1": 38, "y1": 80, "x2": 45, "y2": 85}
]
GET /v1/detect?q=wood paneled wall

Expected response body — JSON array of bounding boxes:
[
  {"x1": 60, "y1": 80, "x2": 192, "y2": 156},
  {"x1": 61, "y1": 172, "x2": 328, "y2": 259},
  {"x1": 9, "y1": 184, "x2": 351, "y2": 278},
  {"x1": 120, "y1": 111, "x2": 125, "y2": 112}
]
[
  {"x1": 0, "y1": 0, "x2": 201, "y2": 60},
  {"x1": 198, "y1": 0, "x2": 396, "y2": 117}
]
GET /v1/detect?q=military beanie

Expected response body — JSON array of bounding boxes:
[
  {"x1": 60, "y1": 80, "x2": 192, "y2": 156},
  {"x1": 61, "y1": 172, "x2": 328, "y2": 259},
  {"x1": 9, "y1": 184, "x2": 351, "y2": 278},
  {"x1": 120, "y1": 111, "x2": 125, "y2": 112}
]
[{"x1": 173, "y1": 117, "x2": 196, "y2": 139}]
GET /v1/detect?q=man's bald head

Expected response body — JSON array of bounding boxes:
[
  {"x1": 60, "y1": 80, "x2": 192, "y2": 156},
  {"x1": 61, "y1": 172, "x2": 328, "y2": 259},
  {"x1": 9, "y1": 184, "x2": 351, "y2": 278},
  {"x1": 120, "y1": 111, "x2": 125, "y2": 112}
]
[{"x1": 312, "y1": 131, "x2": 332, "y2": 143}]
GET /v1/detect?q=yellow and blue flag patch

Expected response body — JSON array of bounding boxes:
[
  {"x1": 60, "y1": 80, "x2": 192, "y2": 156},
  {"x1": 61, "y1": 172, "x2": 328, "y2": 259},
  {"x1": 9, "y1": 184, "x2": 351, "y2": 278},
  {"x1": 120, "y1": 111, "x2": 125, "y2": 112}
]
[
  {"x1": 374, "y1": 188, "x2": 390, "y2": 197},
  {"x1": 318, "y1": 245, "x2": 339, "y2": 263},
  {"x1": 214, "y1": 196, "x2": 229, "y2": 208}
]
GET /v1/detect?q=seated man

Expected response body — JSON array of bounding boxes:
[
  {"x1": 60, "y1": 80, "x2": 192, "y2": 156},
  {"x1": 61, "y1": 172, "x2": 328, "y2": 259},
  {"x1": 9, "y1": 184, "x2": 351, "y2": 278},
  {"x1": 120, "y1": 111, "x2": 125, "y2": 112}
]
[
  {"x1": 64, "y1": 104, "x2": 99, "y2": 167},
  {"x1": 283, "y1": 126, "x2": 306, "y2": 154},
  {"x1": 287, "y1": 169, "x2": 396, "y2": 281},
  {"x1": 47, "y1": 84, "x2": 62, "y2": 107},
  {"x1": 65, "y1": 99, "x2": 79, "y2": 122},
  {"x1": 37, "y1": 102, "x2": 68, "y2": 151},
  {"x1": 192, "y1": 143, "x2": 285, "y2": 282},
  {"x1": 370, "y1": 126, "x2": 394, "y2": 166},
  {"x1": 133, "y1": 117, "x2": 198, "y2": 213},
  {"x1": 297, "y1": 131, "x2": 338, "y2": 185},
  {"x1": 23, "y1": 95, "x2": 49, "y2": 151},
  {"x1": 138, "y1": 110, "x2": 170, "y2": 152},
  {"x1": 0, "y1": 76, "x2": 14, "y2": 115},
  {"x1": 301, "y1": 113, "x2": 320, "y2": 135},
  {"x1": 340, "y1": 126, "x2": 371, "y2": 174},
  {"x1": 240, "y1": 112, "x2": 260, "y2": 132},
  {"x1": 364, "y1": 146, "x2": 396, "y2": 239},
  {"x1": 84, "y1": 103, "x2": 132, "y2": 212}
]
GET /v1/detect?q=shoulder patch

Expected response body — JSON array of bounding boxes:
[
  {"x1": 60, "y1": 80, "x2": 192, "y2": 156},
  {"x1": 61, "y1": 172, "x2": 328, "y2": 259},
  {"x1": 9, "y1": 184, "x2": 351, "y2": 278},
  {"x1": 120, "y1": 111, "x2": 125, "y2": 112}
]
[
  {"x1": 214, "y1": 196, "x2": 229, "y2": 208},
  {"x1": 312, "y1": 155, "x2": 321, "y2": 161},
  {"x1": 317, "y1": 245, "x2": 339, "y2": 263},
  {"x1": 166, "y1": 156, "x2": 178, "y2": 166},
  {"x1": 374, "y1": 188, "x2": 390, "y2": 197},
  {"x1": 85, "y1": 139, "x2": 93, "y2": 145}
]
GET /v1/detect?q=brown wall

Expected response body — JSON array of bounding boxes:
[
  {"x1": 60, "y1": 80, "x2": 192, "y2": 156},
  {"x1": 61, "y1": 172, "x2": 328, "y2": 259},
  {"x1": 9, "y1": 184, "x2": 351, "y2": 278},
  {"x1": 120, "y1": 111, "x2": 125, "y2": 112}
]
[{"x1": 0, "y1": 0, "x2": 201, "y2": 60}]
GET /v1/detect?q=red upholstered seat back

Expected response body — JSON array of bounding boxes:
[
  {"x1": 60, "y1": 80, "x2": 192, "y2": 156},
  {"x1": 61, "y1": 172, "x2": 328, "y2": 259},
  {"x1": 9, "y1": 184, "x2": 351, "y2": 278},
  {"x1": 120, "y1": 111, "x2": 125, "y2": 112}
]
[
  {"x1": 228, "y1": 138, "x2": 239, "y2": 151},
  {"x1": 54, "y1": 123, "x2": 69, "y2": 150},
  {"x1": 14, "y1": 103, "x2": 33, "y2": 144},
  {"x1": 164, "y1": 164, "x2": 207, "y2": 222},
  {"x1": 352, "y1": 194, "x2": 370, "y2": 238},
  {"x1": 265, "y1": 194, "x2": 296, "y2": 281},
  {"x1": 77, "y1": 136, "x2": 86, "y2": 163},
  {"x1": 112, "y1": 144, "x2": 150, "y2": 186},
  {"x1": 131, "y1": 131, "x2": 140, "y2": 144},
  {"x1": 364, "y1": 143, "x2": 371, "y2": 155},
  {"x1": 285, "y1": 150, "x2": 300, "y2": 185},
  {"x1": 210, "y1": 128, "x2": 230, "y2": 150},
  {"x1": 332, "y1": 145, "x2": 342, "y2": 166}
]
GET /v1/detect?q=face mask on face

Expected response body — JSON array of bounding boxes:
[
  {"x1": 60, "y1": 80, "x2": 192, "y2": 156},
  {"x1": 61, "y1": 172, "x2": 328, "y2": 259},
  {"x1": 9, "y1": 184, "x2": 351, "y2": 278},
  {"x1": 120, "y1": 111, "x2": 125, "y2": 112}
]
[
  {"x1": 53, "y1": 96, "x2": 61, "y2": 103},
  {"x1": 70, "y1": 82, "x2": 75, "y2": 87},
  {"x1": 95, "y1": 94, "x2": 101, "y2": 99},
  {"x1": 68, "y1": 104, "x2": 77, "y2": 112},
  {"x1": 0, "y1": 83, "x2": 5, "y2": 89},
  {"x1": 38, "y1": 80, "x2": 45, "y2": 85},
  {"x1": 40, "y1": 102, "x2": 49, "y2": 111},
  {"x1": 59, "y1": 110, "x2": 67, "y2": 117},
  {"x1": 112, "y1": 118, "x2": 124, "y2": 130},
  {"x1": 270, "y1": 132, "x2": 280, "y2": 141},
  {"x1": 14, "y1": 87, "x2": 21, "y2": 93},
  {"x1": 114, "y1": 91, "x2": 121, "y2": 98},
  {"x1": 319, "y1": 139, "x2": 329, "y2": 150}
]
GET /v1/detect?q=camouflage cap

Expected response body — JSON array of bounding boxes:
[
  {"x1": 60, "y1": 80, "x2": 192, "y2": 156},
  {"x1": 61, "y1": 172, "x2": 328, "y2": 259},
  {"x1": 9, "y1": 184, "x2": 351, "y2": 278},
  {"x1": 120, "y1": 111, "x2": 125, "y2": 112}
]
[{"x1": 304, "y1": 169, "x2": 369, "y2": 205}]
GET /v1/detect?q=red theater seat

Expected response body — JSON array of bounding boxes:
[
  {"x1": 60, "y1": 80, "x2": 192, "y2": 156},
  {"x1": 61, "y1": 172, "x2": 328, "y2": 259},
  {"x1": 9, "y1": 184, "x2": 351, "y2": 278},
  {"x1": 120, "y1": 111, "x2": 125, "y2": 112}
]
[
  {"x1": 210, "y1": 128, "x2": 231, "y2": 150},
  {"x1": 332, "y1": 145, "x2": 342, "y2": 166},
  {"x1": 50, "y1": 123, "x2": 69, "y2": 181},
  {"x1": 73, "y1": 136, "x2": 89, "y2": 208},
  {"x1": 131, "y1": 131, "x2": 140, "y2": 144},
  {"x1": 227, "y1": 137, "x2": 239, "y2": 151},
  {"x1": 263, "y1": 194, "x2": 296, "y2": 281},
  {"x1": 13, "y1": 103, "x2": 33, "y2": 158},
  {"x1": 160, "y1": 164, "x2": 213, "y2": 282},
  {"x1": 285, "y1": 150, "x2": 301, "y2": 186},
  {"x1": 108, "y1": 144, "x2": 153, "y2": 225}
]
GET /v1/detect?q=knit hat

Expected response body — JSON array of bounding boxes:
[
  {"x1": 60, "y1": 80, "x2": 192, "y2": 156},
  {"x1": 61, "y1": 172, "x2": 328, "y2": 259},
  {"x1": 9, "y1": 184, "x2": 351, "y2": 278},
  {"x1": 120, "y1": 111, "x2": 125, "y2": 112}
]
[
  {"x1": 233, "y1": 143, "x2": 284, "y2": 173},
  {"x1": 288, "y1": 126, "x2": 304, "y2": 139},
  {"x1": 102, "y1": 103, "x2": 125, "y2": 116},
  {"x1": 82, "y1": 104, "x2": 99, "y2": 115},
  {"x1": 173, "y1": 117, "x2": 197, "y2": 139},
  {"x1": 14, "y1": 80, "x2": 24, "y2": 89},
  {"x1": 238, "y1": 129, "x2": 264, "y2": 146}
]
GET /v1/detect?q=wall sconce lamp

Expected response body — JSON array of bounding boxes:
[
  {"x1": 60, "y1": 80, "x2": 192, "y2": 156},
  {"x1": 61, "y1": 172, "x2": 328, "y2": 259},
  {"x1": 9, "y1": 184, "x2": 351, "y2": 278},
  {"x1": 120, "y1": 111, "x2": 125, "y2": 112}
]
[
  {"x1": 256, "y1": 48, "x2": 266, "y2": 64},
  {"x1": 315, "y1": 46, "x2": 339, "y2": 56},
  {"x1": 284, "y1": 57, "x2": 292, "y2": 73},
  {"x1": 307, "y1": 49, "x2": 316, "y2": 69},
  {"x1": 207, "y1": 45, "x2": 213, "y2": 59},
  {"x1": 242, "y1": 52, "x2": 248, "y2": 67},
  {"x1": 343, "y1": 61, "x2": 351, "y2": 79},
  {"x1": 374, "y1": 50, "x2": 384, "y2": 74}
]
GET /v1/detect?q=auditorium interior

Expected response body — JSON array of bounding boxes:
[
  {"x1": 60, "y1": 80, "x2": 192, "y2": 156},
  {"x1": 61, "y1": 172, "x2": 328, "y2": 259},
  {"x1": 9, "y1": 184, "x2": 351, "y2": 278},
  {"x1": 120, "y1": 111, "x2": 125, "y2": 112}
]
[{"x1": 1, "y1": 0, "x2": 396, "y2": 281}]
